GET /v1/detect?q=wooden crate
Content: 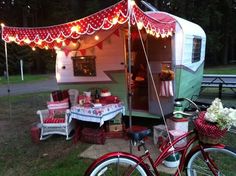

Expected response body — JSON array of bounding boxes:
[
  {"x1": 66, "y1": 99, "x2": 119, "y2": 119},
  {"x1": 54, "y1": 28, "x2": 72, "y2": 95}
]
[
  {"x1": 109, "y1": 124, "x2": 123, "y2": 132},
  {"x1": 109, "y1": 113, "x2": 122, "y2": 124}
]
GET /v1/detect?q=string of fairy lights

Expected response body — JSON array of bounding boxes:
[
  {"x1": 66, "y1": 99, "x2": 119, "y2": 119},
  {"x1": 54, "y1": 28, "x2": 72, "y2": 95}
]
[{"x1": 1, "y1": 0, "x2": 175, "y2": 52}]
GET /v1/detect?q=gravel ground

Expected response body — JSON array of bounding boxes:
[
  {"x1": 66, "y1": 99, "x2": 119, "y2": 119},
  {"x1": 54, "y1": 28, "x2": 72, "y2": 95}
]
[
  {"x1": 0, "y1": 77, "x2": 59, "y2": 97},
  {"x1": 0, "y1": 76, "x2": 234, "y2": 108}
]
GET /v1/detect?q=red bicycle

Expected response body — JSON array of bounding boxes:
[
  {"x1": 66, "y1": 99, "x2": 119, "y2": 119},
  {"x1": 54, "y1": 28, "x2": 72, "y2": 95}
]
[{"x1": 84, "y1": 98, "x2": 236, "y2": 176}]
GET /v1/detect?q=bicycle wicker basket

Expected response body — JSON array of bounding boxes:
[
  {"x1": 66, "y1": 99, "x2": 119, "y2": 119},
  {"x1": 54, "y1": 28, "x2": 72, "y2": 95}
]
[{"x1": 194, "y1": 112, "x2": 227, "y2": 144}]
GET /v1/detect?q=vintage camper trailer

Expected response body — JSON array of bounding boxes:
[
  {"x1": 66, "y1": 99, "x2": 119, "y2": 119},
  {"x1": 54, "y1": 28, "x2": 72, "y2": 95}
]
[
  {"x1": 55, "y1": 16, "x2": 206, "y2": 118},
  {"x1": 1, "y1": 0, "x2": 206, "y2": 119}
]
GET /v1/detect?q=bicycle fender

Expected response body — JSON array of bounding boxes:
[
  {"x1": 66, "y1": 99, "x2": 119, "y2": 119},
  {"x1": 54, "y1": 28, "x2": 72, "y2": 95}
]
[
  {"x1": 225, "y1": 145, "x2": 236, "y2": 153},
  {"x1": 84, "y1": 152, "x2": 152, "y2": 176}
]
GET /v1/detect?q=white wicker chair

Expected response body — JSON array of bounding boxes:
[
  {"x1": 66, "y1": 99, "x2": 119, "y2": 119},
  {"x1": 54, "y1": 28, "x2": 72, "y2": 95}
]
[{"x1": 37, "y1": 98, "x2": 75, "y2": 140}]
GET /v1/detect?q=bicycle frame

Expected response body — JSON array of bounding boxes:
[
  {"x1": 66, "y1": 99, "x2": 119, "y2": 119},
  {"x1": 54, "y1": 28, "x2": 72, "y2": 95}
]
[
  {"x1": 143, "y1": 130, "x2": 199, "y2": 175},
  {"x1": 85, "y1": 129, "x2": 226, "y2": 176},
  {"x1": 148, "y1": 130, "x2": 225, "y2": 176}
]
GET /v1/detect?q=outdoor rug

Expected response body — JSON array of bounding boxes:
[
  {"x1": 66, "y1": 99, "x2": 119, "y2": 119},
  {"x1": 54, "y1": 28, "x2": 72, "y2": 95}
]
[{"x1": 79, "y1": 138, "x2": 176, "y2": 174}]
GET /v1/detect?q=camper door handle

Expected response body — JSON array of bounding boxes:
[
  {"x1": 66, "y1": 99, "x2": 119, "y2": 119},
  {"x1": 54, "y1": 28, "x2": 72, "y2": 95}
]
[{"x1": 120, "y1": 62, "x2": 125, "y2": 65}]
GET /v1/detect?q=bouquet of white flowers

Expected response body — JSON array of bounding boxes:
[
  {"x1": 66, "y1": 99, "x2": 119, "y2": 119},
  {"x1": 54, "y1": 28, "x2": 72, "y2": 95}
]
[
  {"x1": 205, "y1": 98, "x2": 236, "y2": 130},
  {"x1": 194, "y1": 98, "x2": 236, "y2": 144}
]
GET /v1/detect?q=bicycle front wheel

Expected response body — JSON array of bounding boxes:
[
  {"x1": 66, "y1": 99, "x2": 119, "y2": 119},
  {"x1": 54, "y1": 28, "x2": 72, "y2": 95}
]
[
  {"x1": 186, "y1": 146, "x2": 236, "y2": 176},
  {"x1": 85, "y1": 155, "x2": 149, "y2": 176}
]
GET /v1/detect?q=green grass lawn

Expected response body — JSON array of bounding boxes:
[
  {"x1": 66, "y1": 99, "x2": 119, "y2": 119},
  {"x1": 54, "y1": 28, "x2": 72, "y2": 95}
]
[
  {"x1": 0, "y1": 74, "x2": 52, "y2": 85},
  {"x1": 0, "y1": 65, "x2": 235, "y2": 176},
  {"x1": 0, "y1": 92, "x2": 235, "y2": 176},
  {"x1": 204, "y1": 65, "x2": 236, "y2": 74},
  {"x1": 0, "y1": 92, "x2": 91, "y2": 176}
]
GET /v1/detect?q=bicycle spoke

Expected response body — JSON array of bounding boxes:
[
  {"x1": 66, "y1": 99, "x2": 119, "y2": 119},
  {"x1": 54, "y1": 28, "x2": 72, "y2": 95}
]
[
  {"x1": 189, "y1": 155, "x2": 212, "y2": 175},
  {"x1": 186, "y1": 148, "x2": 236, "y2": 176},
  {"x1": 190, "y1": 156, "x2": 224, "y2": 176},
  {"x1": 94, "y1": 161, "x2": 145, "y2": 176},
  {"x1": 116, "y1": 157, "x2": 120, "y2": 176},
  {"x1": 190, "y1": 164, "x2": 214, "y2": 176}
]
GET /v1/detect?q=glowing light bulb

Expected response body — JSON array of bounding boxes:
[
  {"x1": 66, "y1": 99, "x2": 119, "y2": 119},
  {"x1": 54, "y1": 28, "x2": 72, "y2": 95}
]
[
  {"x1": 94, "y1": 35, "x2": 99, "y2": 41},
  {"x1": 72, "y1": 42, "x2": 77, "y2": 47},
  {"x1": 9, "y1": 36, "x2": 15, "y2": 42},
  {"x1": 137, "y1": 21, "x2": 143, "y2": 30},
  {"x1": 37, "y1": 40, "x2": 42, "y2": 45},
  {"x1": 54, "y1": 46, "x2": 60, "y2": 50},
  {"x1": 56, "y1": 38, "x2": 62, "y2": 43},
  {"x1": 24, "y1": 38, "x2": 31, "y2": 44},
  {"x1": 71, "y1": 26, "x2": 79, "y2": 33},
  {"x1": 150, "y1": 30, "x2": 155, "y2": 36},
  {"x1": 32, "y1": 47, "x2": 36, "y2": 51},
  {"x1": 156, "y1": 33, "x2": 160, "y2": 38},
  {"x1": 167, "y1": 31, "x2": 173, "y2": 37},
  {"x1": 131, "y1": 0, "x2": 136, "y2": 6},
  {"x1": 0, "y1": 23, "x2": 5, "y2": 27},
  {"x1": 161, "y1": 33, "x2": 166, "y2": 38},
  {"x1": 112, "y1": 17, "x2": 118, "y2": 24}
]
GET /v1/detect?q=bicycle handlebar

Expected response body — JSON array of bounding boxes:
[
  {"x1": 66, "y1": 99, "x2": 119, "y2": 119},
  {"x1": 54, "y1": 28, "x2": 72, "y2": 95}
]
[
  {"x1": 174, "y1": 98, "x2": 201, "y2": 118},
  {"x1": 175, "y1": 97, "x2": 201, "y2": 113},
  {"x1": 173, "y1": 111, "x2": 193, "y2": 116}
]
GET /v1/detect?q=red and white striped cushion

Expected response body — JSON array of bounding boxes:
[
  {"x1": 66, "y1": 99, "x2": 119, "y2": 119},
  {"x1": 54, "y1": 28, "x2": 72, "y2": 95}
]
[
  {"x1": 43, "y1": 117, "x2": 65, "y2": 123},
  {"x1": 47, "y1": 98, "x2": 69, "y2": 119},
  {"x1": 47, "y1": 98, "x2": 69, "y2": 110},
  {"x1": 47, "y1": 98, "x2": 69, "y2": 111}
]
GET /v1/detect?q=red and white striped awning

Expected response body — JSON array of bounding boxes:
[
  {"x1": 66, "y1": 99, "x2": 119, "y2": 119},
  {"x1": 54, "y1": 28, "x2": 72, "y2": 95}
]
[{"x1": 1, "y1": 0, "x2": 176, "y2": 50}]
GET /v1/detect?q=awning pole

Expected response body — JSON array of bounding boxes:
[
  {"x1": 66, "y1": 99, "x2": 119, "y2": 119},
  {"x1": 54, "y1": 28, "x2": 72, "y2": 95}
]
[
  {"x1": 4, "y1": 42, "x2": 10, "y2": 93},
  {"x1": 128, "y1": 0, "x2": 133, "y2": 154},
  {"x1": 4, "y1": 42, "x2": 12, "y2": 119}
]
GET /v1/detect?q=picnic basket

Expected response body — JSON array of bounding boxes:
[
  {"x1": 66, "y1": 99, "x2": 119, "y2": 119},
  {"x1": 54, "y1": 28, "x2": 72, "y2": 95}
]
[{"x1": 80, "y1": 127, "x2": 105, "y2": 144}]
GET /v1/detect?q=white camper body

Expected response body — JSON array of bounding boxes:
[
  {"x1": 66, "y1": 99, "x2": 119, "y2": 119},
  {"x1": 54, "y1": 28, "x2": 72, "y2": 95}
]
[{"x1": 55, "y1": 12, "x2": 206, "y2": 118}]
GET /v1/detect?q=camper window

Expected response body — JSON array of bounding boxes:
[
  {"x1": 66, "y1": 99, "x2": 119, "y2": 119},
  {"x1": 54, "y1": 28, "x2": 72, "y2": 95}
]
[
  {"x1": 72, "y1": 56, "x2": 96, "y2": 76},
  {"x1": 192, "y1": 37, "x2": 202, "y2": 63}
]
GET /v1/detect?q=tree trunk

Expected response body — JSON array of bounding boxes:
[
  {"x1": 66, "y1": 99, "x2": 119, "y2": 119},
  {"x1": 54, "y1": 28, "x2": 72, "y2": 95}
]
[
  {"x1": 223, "y1": 36, "x2": 229, "y2": 65},
  {"x1": 231, "y1": 37, "x2": 236, "y2": 63}
]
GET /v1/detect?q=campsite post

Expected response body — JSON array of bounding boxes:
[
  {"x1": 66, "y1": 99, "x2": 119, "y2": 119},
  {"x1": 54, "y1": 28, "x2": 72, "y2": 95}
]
[{"x1": 20, "y1": 59, "x2": 24, "y2": 81}]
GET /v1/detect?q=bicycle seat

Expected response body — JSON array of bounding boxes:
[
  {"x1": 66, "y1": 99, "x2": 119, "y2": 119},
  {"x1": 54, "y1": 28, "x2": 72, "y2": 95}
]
[{"x1": 127, "y1": 129, "x2": 151, "y2": 142}]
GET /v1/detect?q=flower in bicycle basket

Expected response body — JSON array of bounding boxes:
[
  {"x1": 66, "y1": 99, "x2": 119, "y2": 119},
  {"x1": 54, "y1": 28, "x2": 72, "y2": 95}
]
[{"x1": 205, "y1": 98, "x2": 236, "y2": 130}]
